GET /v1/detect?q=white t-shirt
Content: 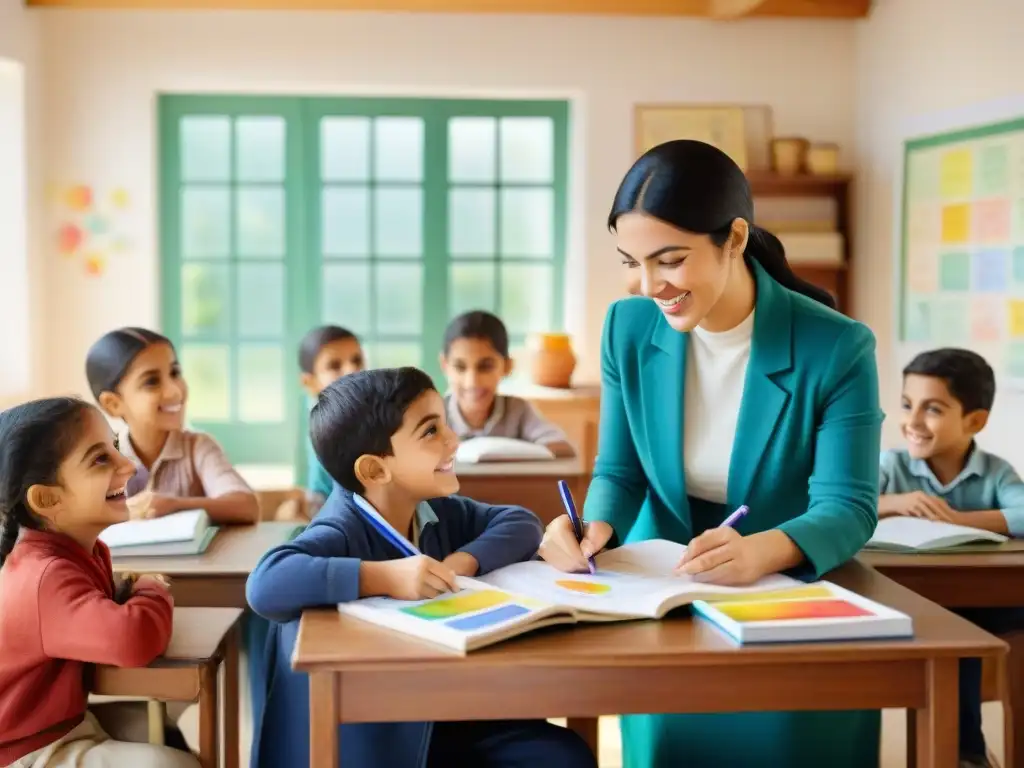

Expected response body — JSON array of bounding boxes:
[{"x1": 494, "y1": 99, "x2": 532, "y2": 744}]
[{"x1": 682, "y1": 310, "x2": 755, "y2": 503}]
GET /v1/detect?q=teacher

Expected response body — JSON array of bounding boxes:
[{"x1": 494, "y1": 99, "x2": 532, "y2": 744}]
[{"x1": 539, "y1": 140, "x2": 884, "y2": 768}]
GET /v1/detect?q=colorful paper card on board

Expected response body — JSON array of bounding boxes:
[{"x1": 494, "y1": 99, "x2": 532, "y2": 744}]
[
  {"x1": 907, "y1": 246, "x2": 939, "y2": 293},
  {"x1": 939, "y1": 148, "x2": 973, "y2": 199},
  {"x1": 907, "y1": 152, "x2": 940, "y2": 204},
  {"x1": 904, "y1": 298, "x2": 932, "y2": 342},
  {"x1": 941, "y1": 204, "x2": 971, "y2": 243},
  {"x1": 1010, "y1": 300, "x2": 1024, "y2": 339},
  {"x1": 939, "y1": 251, "x2": 970, "y2": 291},
  {"x1": 1013, "y1": 247, "x2": 1024, "y2": 284},
  {"x1": 932, "y1": 298, "x2": 970, "y2": 343},
  {"x1": 973, "y1": 249, "x2": 1010, "y2": 292},
  {"x1": 972, "y1": 199, "x2": 1012, "y2": 243},
  {"x1": 1010, "y1": 342, "x2": 1024, "y2": 379},
  {"x1": 971, "y1": 298, "x2": 1005, "y2": 342},
  {"x1": 1015, "y1": 198, "x2": 1024, "y2": 240},
  {"x1": 975, "y1": 143, "x2": 1010, "y2": 197}
]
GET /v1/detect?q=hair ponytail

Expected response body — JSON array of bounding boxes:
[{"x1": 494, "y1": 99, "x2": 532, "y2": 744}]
[
  {"x1": 0, "y1": 397, "x2": 93, "y2": 568},
  {"x1": 744, "y1": 226, "x2": 836, "y2": 309}
]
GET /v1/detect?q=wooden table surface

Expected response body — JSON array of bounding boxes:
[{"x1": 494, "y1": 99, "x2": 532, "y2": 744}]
[
  {"x1": 861, "y1": 541, "x2": 1024, "y2": 608},
  {"x1": 111, "y1": 522, "x2": 301, "y2": 608},
  {"x1": 94, "y1": 608, "x2": 242, "y2": 768},
  {"x1": 294, "y1": 561, "x2": 1005, "y2": 768},
  {"x1": 454, "y1": 458, "x2": 588, "y2": 525}
]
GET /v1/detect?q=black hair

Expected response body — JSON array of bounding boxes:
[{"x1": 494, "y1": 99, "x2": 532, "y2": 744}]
[
  {"x1": 0, "y1": 397, "x2": 95, "y2": 567},
  {"x1": 310, "y1": 367, "x2": 437, "y2": 494},
  {"x1": 442, "y1": 311, "x2": 510, "y2": 358},
  {"x1": 608, "y1": 139, "x2": 836, "y2": 310},
  {"x1": 903, "y1": 348, "x2": 996, "y2": 414},
  {"x1": 85, "y1": 327, "x2": 174, "y2": 399},
  {"x1": 299, "y1": 325, "x2": 360, "y2": 374}
]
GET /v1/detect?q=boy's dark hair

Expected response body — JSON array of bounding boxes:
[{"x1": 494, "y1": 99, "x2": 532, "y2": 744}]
[
  {"x1": 0, "y1": 398, "x2": 94, "y2": 567},
  {"x1": 310, "y1": 367, "x2": 436, "y2": 493},
  {"x1": 903, "y1": 348, "x2": 996, "y2": 414},
  {"x1": 442, "y1": 311, "x2": 510, "y2": 358},
  {"x1": 299, "y1": 325, "x2": 359, "y2": 374},
  {"x1": 86, "y1": 327, "x2": 174, "y2": 399}
]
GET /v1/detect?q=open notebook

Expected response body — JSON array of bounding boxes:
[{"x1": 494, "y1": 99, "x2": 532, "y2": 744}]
[
  {"x1": 455, "y1": 437, "x2": 556, "y2": 464},
  {"x1": 692, "y1": 581, "x2": 913, "y2": 644},
  {"x1": 337, "y1": 539, "x2": 803, "y2": 653},
  {"x1": 100, "y1": 509, "x2": 214, "y2": 557},
  {"x1": 866, "y1": 517, "x2": 1008, "y2": 552}
]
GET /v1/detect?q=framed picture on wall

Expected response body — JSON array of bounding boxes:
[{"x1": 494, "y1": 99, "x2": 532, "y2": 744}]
[{"x1": 634, "y1": 104, "x2": 760, "y2": 170}]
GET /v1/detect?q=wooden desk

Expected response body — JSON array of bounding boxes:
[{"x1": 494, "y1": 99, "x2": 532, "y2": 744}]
[
  {"x1": 861, "y1": 541, "x2": 1024, "y2": 608},
  {"x1": 455, "y1": 458, "x2": 587, "y2": 525},
  {"x1": 94, "y1": 607, "x2": 242, "y2": 768},
  {"x1": 111, "y1": 522, "x2": 302, "y2": 608},
  {"x1": 294, "y1": 562, "x2": 1005, "y2": 768}
]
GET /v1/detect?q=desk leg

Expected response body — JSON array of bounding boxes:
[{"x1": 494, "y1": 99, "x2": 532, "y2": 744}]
[
  {"x1": 1004, "y1": 632, "x2": 1024, "y2": 768},
  {"x1": 198, "y1": 663, "x2": 220, "y2": 768},
  {"x1": 222, "y1": 625, "x2": 240, "y2": 768},
  {"x1": 567, "y1": 718, "x2": 599, "y2": 757},
  {"x1": 310, "y1": 673, "x2": 339, "y2": 768},
  {"x1": 915, "y1": 658, "x2": 958, "y2": 768}
]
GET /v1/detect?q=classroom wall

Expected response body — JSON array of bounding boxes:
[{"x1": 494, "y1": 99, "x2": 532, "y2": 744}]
[
  {"x1": 854, "y1": 0, "x2": 1024, "y2": 467},
  {"x1": 37, "y1": 9, "x2": 856, "y2": 396},
  {"x1": 0, "y1": 0, "x2": 44, "y2": 408}
]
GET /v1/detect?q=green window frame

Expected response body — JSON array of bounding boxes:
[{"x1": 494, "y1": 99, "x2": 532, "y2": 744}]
[{"x1": 159, "y1": 94, "x2": 569, "y2": 482}]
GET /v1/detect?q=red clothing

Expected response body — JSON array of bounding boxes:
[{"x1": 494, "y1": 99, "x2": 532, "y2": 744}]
[{"x1": 0, "y1": 529, "x2": 173, "y2": 764}]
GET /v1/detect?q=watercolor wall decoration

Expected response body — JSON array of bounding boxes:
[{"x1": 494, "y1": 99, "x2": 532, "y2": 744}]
[{"x1": 53, "y1": 184, "x2": 134, "y2": 277}]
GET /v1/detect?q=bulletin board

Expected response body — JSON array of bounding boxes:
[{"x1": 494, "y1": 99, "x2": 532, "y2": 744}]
[{"x1": 899, "y1": 115, "x2": 1024, "y2": 382}]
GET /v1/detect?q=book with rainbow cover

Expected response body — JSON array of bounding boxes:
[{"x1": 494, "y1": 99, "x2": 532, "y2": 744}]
[
  {"x1": 337, "y1": 539, "x2": 807, "y2": 653},
  {"x1": 691, "y1": 581, "x2": 913, "y2": 644}
]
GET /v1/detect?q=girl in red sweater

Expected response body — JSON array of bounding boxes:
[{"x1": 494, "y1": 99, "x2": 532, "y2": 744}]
[{"x1": 0, "y1": 397, "x2": 198, "y2": 768}]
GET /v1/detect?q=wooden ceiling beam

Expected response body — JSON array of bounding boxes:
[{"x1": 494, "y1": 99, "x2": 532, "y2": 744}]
[{"x1": 24, "y1": 0, "x2": 872, "y2": 19}]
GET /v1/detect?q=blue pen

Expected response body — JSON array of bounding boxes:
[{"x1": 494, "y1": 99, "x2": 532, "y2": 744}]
[
  {"x1": 720, "y1": 504, "x2": 749, "y2": 529},
  {"x1": 557, "y1": 480, "x2": 596, "y2": 574}
]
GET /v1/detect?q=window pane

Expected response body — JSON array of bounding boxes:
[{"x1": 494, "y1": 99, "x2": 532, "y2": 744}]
[
  {"x1": 375, "y1": 262, "x2": 422, "y2": 336},
  {"x1": 500, "y1": 188, "x2": 553, "y2": 257},
  {"x1": 181, "y1": 117, "x2": 230, "y2": 182},
  {"x1": 181, "y1": 263, "x2": 230, "y2": 337},
  {"x1": 236, "y1": 117, "x2": 285, "y2": 182},
  {"x1": 374, "y1": 117, "x2": 423, "y2": 183},
  {"x1": 237, "y1": 263, "x2": 284, "y2": 338},
  {"x1": 238, "y1": 345, "x2": 284, "y2": 422},
  {"x1": 322, "y1": 262, "x2": 371, "y2": 333},
  {"x1": 181, "y1": 187, "x2": 230, "y2": 259},
  {"x1": 321, "y1": 117, "x2": 370, "y2": 182},
  {"x1": 371, "y1": 342, "x2": 422, "y2": 370},
  {"x1": 449, "y1": 188, "x2": 495, "y2": 257},
  {"x1": 448, "y1": 117, "x2": 496, "y2": 183},
  {"x1": 500, "y1": 117, "x2": 554, "y2": 183},
  {"x1": 237, "y1": 187, "x2": 285, "y2": 258},
  {"x1": 375, "y1": 187, "x2": 422, "y2": 256},
  {"x1": 180, "y1": 344, "x2": 230, "y2": 421},
  {"x1": 322, "y1": 187, "x2": 369, "y2": 257},
  {"x1": 449, "y1": 262, "x2": 496, "y2": 317},
  {"x1": 501, "y1": 263, "x2": 553, "y2": 334}
]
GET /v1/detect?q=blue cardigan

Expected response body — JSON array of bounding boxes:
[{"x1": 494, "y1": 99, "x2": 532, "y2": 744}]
[{"x1": 245, "y1": 490, "x2": 544, "y2": 768}]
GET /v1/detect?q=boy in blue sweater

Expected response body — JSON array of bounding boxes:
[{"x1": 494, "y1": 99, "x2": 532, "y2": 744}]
[
  {"x1": 879, "y1": 349, "x2": 1024, "y2": 768},
  {"x1": 246, "y1": 366, "x2": 596, "y2": 768}
]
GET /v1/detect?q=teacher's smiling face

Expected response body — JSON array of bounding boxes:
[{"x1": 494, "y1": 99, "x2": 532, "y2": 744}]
[{"x1": 615, "y1": 211, "x2": 748, "y2": 333}]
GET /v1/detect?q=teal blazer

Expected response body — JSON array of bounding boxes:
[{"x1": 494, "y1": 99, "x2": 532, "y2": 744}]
[{"x1": 586, "y1": 262, "x2": 885, "y2": 768}]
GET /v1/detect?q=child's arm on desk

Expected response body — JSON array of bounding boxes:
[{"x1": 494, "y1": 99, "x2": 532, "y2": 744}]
[
  {"x1": 40, "y1": 563, "x2": 173, "y2": 667},
  {"x1": 519, "y1": 401, "x2": 576, "y2": 458},
  {"x1": 948, "y1": 461, "x2": 1024, "y2": 536},
  {"x1": 442, "y1": 497, "x2": 544, "y2": 576}
]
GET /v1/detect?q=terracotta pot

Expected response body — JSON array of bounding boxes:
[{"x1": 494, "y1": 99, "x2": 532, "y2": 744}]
[{"x1": 528, "y1": 333, "x2": 576, "y2": 389}]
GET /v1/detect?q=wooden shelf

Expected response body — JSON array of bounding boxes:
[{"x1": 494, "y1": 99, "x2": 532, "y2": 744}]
[{"x1": 748, "y1": 171, "x2": 852, "y2": 197}]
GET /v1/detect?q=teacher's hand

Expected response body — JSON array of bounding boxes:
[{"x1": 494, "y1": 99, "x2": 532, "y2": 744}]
[
  {"x1": 676, "y1": 528, "x2": 785, "y2": 586},
  {"x1": 538, "y1": 517, "x2": 614, "y2": 573}
]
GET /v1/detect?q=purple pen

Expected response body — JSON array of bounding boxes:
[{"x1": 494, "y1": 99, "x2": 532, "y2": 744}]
[
  {"x1": 558, "y1": 480, "x2": 596, "y2": 574},
  {"x1": 720, "y1": 504, "x2": 749, "y2": 529}
]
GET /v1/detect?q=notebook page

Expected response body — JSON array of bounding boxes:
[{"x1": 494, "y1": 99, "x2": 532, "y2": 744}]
[
  {"x1": 100, "y1": 509, "x2": 205, "y2": 549},
  {"x1": 868, "y1": 517, "x2": 1007, "y2": 549},
  {"x1": 479, "y1": 539, "x2": 803, "y2": 618}
]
